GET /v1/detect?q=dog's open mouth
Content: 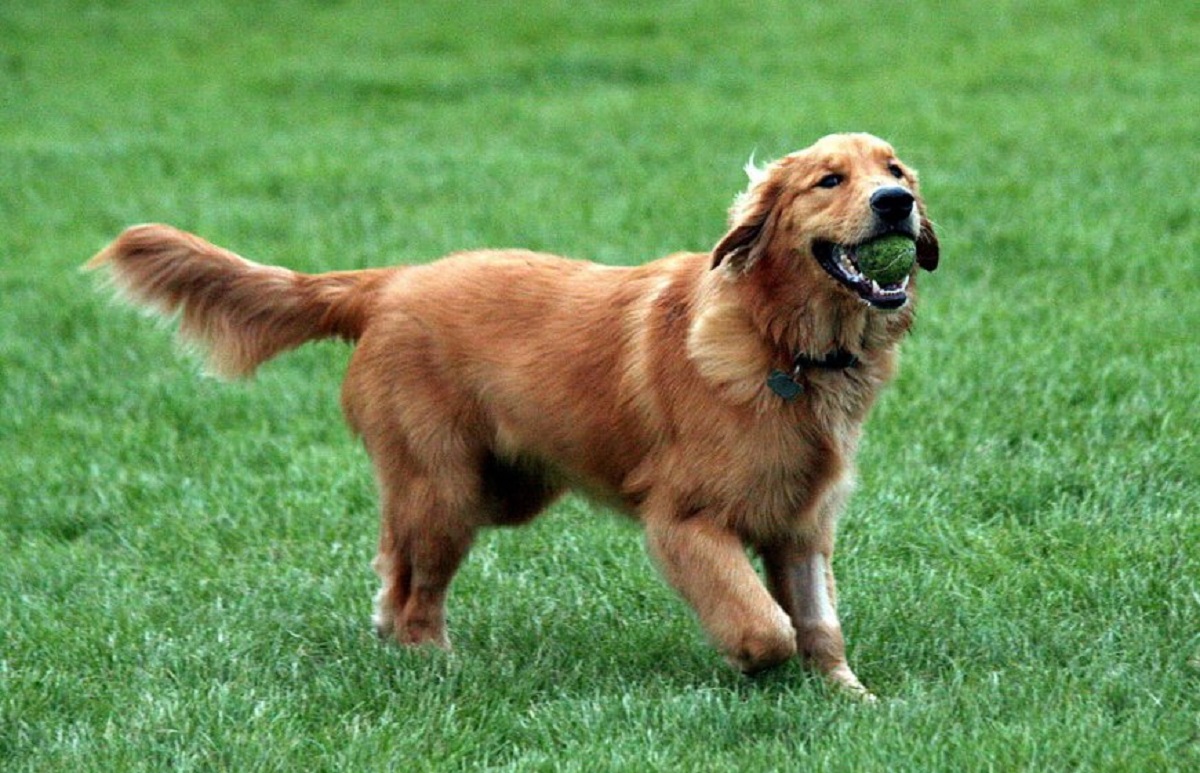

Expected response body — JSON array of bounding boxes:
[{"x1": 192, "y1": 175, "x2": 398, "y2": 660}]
[{"x1": 812, "y1": 239, "x2": 912, "y2": 310}]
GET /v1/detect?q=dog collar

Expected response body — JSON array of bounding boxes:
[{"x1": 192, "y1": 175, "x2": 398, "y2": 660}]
[{"x1": 766, "y1": 349, "x2": 859, "y2": 401}]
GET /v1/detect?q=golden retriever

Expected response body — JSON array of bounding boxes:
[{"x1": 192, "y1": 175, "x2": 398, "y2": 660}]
[{"x1": 89, "y1": 133, "x2": 938, "y2": 697}]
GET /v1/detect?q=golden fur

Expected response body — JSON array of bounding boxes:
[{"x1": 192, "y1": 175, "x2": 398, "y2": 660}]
[{"x1": 89, "y1": 133, "x2": 939, "y2": 697}]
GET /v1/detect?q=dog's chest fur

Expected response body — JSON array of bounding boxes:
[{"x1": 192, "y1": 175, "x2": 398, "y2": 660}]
[{"x1": 612, "y1": 262, "x2": 907, "y2": 542}]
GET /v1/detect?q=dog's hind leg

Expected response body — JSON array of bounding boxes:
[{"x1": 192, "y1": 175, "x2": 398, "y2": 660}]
[
  {"x1": 370, "y1": 451, "x2": 561, "y2": 649},
  {"x1": 370, "y1": 456, "x2": 478, "y2": 649},
  {"x1": 644, "y1": 510, "x2": 797, "y2": 674}
]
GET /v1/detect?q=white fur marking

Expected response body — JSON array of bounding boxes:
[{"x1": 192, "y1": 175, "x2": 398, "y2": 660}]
[
  {"x1": 743, "y1": 153, "x2": 769, "y2": 186},
  {"x1": 808, "y1": 553, "x2": 837, "y2": 624}
]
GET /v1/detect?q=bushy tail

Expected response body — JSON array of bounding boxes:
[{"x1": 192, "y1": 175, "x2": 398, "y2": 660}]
[{"x1": 87, "y1": 224, "x2": 394, "y2": 378}]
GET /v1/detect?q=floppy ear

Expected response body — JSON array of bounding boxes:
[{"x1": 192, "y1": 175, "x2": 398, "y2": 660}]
[
  {"x1": 711, "y1": 178, "x2": 783, "y2": 271},
  {"x1": 916, "y1": 213, "x2": 940, "y2": 272}
]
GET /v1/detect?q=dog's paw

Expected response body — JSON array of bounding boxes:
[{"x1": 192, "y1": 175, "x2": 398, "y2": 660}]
[
  {"x1": 396, "y1": 620, "x2": 452, "y2": 651},
  {"x1": 372, "y1": 615, "x2": 395, "y2": 641},
  {"x1": 826, "y1": 663, "x2": 876, "y2": 702}
]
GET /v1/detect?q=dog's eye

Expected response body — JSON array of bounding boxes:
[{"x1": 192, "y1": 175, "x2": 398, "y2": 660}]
[
  {"x1": 888, "y1": 163, "x2": 904, "y2": 179},
  {"x1": 816, "y1": 174, "x2": 843, "y2": 189}
]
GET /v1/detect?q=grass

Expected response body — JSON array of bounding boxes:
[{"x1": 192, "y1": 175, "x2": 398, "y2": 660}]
[{"x1": 2, "y1": 0, "x2": 1198, "y2": 770}]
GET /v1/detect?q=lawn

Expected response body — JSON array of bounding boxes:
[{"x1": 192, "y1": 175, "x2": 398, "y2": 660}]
[{"x1": 2, "y1": 1, "x2": 1198, "y2": 770}]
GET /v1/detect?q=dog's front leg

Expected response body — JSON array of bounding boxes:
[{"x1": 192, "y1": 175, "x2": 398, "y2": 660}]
[
  {"x1": 644, "y1": 513, "x2": 796, "y2": 674},
  {"x1": 761, "y1": 542, "x2": 873, "y2": 699}
]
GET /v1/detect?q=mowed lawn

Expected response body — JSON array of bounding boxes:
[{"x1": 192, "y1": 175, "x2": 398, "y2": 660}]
[{"x1": 2, "y1": 1, "x2": 1198, "y2": 770}]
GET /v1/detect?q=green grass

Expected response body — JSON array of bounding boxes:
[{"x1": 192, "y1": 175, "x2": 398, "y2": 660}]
[{"x1": 3, "y1": 0, "x2": 1199, "y2": 770}]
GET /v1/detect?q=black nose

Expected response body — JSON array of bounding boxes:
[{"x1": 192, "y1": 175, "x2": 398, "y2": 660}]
[{"x1": 870, "y1": 186, "x2": 914, "y2": 223}]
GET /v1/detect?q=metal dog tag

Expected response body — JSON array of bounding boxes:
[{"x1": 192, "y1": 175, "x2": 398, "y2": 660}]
[{"x1": 766, "y1": 370, "x2": 803, "y2": 401}]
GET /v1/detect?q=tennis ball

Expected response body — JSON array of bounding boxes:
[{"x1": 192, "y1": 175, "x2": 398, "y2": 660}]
[{"x1": 856, "y1": 235, "x2": 916, "y2": 285}]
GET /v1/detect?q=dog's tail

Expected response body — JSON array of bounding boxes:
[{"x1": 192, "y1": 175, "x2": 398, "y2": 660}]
[{"x1": 87, "y1": 224, "x2": 395, "y2": 378}]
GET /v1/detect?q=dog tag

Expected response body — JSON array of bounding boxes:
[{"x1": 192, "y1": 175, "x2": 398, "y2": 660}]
[{"x1": 766, "y1": 370, "x2": 803, "y2": 401}]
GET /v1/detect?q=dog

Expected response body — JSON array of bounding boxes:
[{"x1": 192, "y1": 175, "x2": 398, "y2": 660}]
[{"x1": 89, "y1": 133, "x2": 938, "y2": 698}]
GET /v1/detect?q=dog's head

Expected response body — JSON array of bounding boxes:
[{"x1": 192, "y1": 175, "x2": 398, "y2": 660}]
[{"x1": 711, "y1": 133, "x2": 938, "y2": 311}]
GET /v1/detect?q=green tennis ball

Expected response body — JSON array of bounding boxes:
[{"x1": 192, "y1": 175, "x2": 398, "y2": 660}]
[{"x1": 856, "y1": 235, "x2": 916, "y2": 285}]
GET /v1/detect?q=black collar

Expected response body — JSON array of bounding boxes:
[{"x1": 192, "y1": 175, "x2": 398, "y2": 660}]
[
  {"x1": 766, "y1": 348, "x2": 859, "y2": 401},
  {"x1": 794, "y1": 348, "x2": 859, "y2": 371}
]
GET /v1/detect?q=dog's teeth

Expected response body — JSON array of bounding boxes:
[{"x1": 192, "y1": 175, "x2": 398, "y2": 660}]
[{"x1": 869, "y1": 275, "x2": 910, "y2": 296}]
